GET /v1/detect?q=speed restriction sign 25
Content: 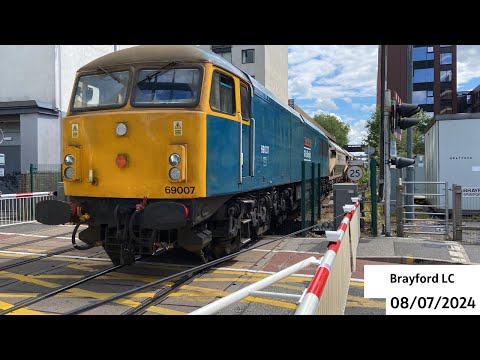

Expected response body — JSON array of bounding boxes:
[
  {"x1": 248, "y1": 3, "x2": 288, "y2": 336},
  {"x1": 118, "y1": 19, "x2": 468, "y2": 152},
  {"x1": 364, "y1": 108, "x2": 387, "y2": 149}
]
[{"x1": 347, "y1": 165, "x2": 363, "y2": 181}]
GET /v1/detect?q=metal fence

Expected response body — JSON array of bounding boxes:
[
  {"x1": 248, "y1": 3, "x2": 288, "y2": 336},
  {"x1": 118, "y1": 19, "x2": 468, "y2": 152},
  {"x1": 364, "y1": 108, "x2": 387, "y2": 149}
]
[
  {"x1": 452, "y1": 184, "x2": 480, "y2": 243},
  {"x1": 17, "y1": 164, "x2": 62, "y2": 193},
  {"x1": 190, "y1": 198, "x2": 361, "y2": 315},
  {"x1": 0, "y1": 192, "x2": 55, "y2": 227},
  {"x1": 397, "y1": 181, "x2": 449, "y2": 238}
]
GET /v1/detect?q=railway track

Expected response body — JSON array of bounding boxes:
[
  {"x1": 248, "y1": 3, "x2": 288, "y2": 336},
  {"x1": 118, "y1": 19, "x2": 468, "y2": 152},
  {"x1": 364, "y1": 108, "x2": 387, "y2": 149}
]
[
  {"x1": 65, "y1": 223, "x2": 321, "y2": 315},
  {"x1": 0, "y1": 226, "x2": 94, "y2": 272},
  {"x1": 0, "y1": 222, "x2": 322, "y2": 315}
]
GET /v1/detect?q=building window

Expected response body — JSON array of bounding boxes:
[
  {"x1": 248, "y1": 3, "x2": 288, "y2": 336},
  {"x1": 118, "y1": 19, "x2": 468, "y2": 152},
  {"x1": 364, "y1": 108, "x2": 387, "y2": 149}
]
[
  {"x1": 218, "y1": 52, "x2": 232, "y2": 63},
  {"x1": 242, "y1": 49, "x2": 255, "y2": 64},
  {"x1": 413, "y1": 68, "x2": 434, "y2": 83},
  {"x1": 210, "y1": 71, "x2": 235, "y2": 115},
  {"x1": 413, "y1": 91, "x2": 427, "y2": 104},
  {"x1": 211, "y1": 45, "x2": 232, "y2": 64},
  {"x1": 440, "y1": 53, "x2": 452, "y2": 65},
  {"x1": 413, "y1": 90, "x2": 434, "y2": 105},
  {"x1": 413, "y1": 47, "x2": 434, "y2": 61},
  {"x1": 440, "y1": 70, "x2": 452, "y2": 82}
]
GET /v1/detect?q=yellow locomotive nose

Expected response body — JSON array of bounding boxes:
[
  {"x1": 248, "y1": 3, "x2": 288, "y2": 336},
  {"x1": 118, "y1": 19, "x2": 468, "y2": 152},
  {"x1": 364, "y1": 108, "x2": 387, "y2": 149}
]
[{"x1": 62, "y1": 110, "x2": 206, "y2": 199}]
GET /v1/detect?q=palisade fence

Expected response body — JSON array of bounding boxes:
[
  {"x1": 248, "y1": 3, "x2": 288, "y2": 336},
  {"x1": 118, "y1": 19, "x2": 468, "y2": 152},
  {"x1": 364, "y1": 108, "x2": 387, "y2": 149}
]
[
  {"x1": 301, "y1": 161, "x2": 322, "y2": 232},
  {"x1": 18, "y1": 164, "x2": 62, "y2": 193}
]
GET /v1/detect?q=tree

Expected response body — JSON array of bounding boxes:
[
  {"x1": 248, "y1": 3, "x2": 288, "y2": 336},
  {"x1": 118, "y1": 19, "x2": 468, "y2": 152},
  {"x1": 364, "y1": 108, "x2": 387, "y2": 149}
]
[
  {"x1": 313, "y1": 113, "x2": 350, "y2": 147},
  {"x1": 362, "y1": 107, "x2": 381, "y2": 163},
  {"x1": 363, "y1": 107, "x2": 433, "y2": 160}
]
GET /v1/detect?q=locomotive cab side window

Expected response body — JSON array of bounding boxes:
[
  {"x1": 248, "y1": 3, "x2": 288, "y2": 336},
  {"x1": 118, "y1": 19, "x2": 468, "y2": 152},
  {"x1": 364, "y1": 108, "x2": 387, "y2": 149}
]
[
  {"x1": 72, "y1": 70, "x2": 130, "y2": 111},
  {"x1": 210, "y1": 71, "x2": 235, "y2": 115},
  {"x1": 240, "y1": 83, "x2": 251, "y2": 120}
]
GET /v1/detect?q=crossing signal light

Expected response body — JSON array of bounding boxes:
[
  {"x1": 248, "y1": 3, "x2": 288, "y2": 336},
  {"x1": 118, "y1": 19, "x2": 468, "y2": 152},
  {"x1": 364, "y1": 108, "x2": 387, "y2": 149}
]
[
  {"x1": 398, "y1": 117, "x2": 420, "y2": 130},
  {"x1": 391, "y1": 157, "x2": 415, "y2": 169},
  {"x1": 391, "y1": 103, "x2": 421, "y2": 133},
  {"x1": 396, "y1": 103, "x2": 421, "y2": 118}
]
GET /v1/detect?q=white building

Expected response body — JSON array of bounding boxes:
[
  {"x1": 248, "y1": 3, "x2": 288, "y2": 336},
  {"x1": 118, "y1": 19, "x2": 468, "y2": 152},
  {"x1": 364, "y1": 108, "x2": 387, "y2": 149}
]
[
  {"x1": 198, "y1": 45, "x2": 288, "y2": 104},
  {"x1": 0, "y1": 45, "x2": 134, "y2": 192}
]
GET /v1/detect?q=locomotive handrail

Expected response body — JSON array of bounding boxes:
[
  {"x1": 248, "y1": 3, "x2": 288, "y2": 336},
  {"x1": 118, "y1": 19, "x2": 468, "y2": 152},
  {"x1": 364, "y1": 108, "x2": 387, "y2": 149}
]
[
  {"x1": 251, "y1": 117, "x2": 255, "y2": 177},
  {"x1": 190, "y1": 197, "x2": 361, "y2": 315}
]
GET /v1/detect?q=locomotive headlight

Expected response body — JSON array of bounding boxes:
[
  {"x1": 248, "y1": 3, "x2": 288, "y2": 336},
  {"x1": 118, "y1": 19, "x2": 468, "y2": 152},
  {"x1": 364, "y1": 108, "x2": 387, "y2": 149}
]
[
  {"x1": 64, "y1": 167, "x2": 74, "y2": 180},
  {"x1": 169, "y1": 167, "x2": 181, "y2": 181},
  {"x1": 115, "y1": 122, "x2": 128, "y2": 136},
  {"x1": 169, "y1": 153, "x2": 181, "y2": 166},
  {"x1": 64, "y1": 154, "x2": 75, "y2": 166}
]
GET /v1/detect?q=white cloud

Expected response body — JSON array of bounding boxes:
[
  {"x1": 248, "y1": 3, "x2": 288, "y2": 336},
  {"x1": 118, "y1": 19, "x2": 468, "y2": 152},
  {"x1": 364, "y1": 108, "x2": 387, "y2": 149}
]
[
  {"x1": 349, "y1": 120, "x2": 368, "y2": 144},
  {"x1": 458, "y1": 45, "x2": 480, "y2": 87},
  {"x1": 288, "y1": 45, "x2": 378, "y2": 105},
  {"x1": 360, "y1": 103, "x2": 376, "y2": 113},
  {"x1": 314, "y1": 97, "x2": 337, "y2": 110}
]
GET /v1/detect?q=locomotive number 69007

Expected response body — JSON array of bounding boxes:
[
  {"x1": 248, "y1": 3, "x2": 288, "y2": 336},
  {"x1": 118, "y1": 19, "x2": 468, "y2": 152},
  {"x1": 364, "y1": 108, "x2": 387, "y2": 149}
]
[{"x1": 165, "y1": 186, "x2": 195, "y2": 194}]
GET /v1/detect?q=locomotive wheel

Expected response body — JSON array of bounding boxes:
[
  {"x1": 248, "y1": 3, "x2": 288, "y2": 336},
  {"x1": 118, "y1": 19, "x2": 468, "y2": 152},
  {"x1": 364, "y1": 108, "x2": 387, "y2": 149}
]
[{"x1": 210, "y1": 234, "x2": 241, "y2": 259}]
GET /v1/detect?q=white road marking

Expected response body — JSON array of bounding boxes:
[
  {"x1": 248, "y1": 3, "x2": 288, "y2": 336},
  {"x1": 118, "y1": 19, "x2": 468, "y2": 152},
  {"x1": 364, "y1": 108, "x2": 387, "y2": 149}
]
[
  {"x1": 0, "y1": 232, "x2": 51, "y2": 238},
  {"x1": 0, "y1": 249, "x2": 111, "y2": 262},
  {"x1": 213, "y1": 266, "x2": 314, "y2": 278},
  {"x1": 251, "y1": 248, "x2": 322, "y2": 255},
  {"x1": 447, "y1": 243, "x2": 470, "y2": 263},
  {"x1": 0, "y1": 232, "x2": 71, "y2": 240}
]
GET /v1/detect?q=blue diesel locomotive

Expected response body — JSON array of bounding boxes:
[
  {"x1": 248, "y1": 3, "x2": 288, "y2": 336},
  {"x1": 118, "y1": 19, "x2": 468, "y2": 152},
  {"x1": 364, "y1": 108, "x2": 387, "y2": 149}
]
[{"x1": 35, "y1": 46, "x2": 330, "y2": 264}]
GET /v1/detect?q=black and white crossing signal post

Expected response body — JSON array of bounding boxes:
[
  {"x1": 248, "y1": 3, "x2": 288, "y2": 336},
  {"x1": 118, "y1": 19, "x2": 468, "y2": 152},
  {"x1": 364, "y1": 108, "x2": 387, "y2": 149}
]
[
  {"x1": 390, "y1": 101, "x2": 421, "y2": 226},
  {"x1": 390, "y1": 102, "x2": 421, "y2": 169}
]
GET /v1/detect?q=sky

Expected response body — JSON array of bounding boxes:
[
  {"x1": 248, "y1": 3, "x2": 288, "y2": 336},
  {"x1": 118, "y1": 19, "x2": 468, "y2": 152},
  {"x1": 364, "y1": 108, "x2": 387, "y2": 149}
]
[{"x1": 288, "y1": 45, "x2": 480, "y2": 145}]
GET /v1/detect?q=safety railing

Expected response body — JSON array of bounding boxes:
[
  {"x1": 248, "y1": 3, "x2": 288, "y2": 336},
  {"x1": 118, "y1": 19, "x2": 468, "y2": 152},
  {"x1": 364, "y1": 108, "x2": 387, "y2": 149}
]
[
  {"x1": 190, "y1": 197, "x2": 361, "y2": 315},
  {"x1": 0, "y1": 191, "x2": 55, "y2": 227},
  {"x1": 295, "y1": 199, "x2": 360, "y2": 315}
]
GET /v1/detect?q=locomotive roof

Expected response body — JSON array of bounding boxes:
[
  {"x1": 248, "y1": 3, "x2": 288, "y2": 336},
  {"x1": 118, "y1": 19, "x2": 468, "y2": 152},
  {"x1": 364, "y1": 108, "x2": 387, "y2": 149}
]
[
  {"x1": 79, "y1": 45, "x2": 251, "y2": 84},
  {"x1": 79, "y1": 45, "x2": 327, "y2": 139}
]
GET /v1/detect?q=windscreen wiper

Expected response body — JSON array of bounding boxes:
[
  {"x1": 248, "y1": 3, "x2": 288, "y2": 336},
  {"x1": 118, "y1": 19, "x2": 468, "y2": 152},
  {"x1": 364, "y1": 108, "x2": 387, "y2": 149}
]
[
  {"x1": 136, "y1": 61, "x2": 177, "y2": 85},
  {"x1": 97, "y1": 66, "x2": 122, "y2": 84}
]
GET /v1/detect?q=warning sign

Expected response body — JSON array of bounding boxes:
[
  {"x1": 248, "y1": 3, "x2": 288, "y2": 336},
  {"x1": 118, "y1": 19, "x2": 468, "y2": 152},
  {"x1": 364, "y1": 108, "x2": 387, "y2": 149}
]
[
  {"x1": 463, "y1": 187, "x2": 480, "y2": 197},
  {"x1": 173, "y1": 121, "x2": 182, "y2": 136},
  {"x1": 72, "y1": 124, "x2": 79, "y2": 138}
]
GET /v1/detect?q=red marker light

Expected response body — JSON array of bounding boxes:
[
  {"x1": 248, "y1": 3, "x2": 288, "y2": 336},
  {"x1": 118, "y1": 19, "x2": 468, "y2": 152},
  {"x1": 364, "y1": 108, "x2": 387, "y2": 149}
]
[{"x1": 116, "y1": 154, "x2": 128, "y2": 168}]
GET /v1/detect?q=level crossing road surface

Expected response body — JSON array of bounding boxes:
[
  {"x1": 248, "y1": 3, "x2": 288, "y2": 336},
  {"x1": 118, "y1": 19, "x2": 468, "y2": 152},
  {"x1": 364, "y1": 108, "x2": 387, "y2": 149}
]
[{"x1": 4, "y1": 223, "x2": 473, "y2": 315}]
